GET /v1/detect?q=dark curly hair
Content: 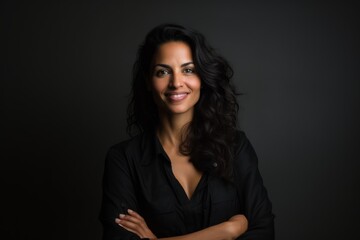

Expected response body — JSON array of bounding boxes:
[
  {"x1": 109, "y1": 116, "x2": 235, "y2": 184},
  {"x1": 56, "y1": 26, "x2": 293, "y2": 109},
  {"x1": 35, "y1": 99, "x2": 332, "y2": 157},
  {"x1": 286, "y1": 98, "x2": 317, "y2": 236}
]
[{"x1": 127, "y1": 24, "x2": 239, "y2": 179}]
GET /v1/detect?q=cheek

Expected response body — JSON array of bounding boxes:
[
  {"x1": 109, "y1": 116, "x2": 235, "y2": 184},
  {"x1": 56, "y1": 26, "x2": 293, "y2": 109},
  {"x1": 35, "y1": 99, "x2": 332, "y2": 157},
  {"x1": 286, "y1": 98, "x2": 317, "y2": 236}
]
[
  {"x1": 151, "y1": 79, "x2": 167, "y2": 94},
  {"x1": 191, "y1": 78, "x2": 202, "y2": 93}
]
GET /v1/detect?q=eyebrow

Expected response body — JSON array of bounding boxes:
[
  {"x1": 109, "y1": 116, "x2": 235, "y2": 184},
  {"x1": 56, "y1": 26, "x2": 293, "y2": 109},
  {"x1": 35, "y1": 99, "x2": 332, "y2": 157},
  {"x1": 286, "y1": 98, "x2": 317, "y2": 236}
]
[{"x1": 154, "y1": 62, "x2": 194, "y2": 68}]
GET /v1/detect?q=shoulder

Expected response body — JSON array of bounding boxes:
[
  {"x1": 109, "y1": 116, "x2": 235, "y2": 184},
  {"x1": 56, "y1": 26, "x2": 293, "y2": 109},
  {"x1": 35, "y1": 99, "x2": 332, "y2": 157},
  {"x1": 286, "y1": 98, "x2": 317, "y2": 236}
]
[
  {"x1": 233, "y1": 130, "x2": 253, "y2": 155},
  {"x1": 106, "y1": 131, "x2": 154, "y2": 164},
  {"x1": 109, "y1": 134, "x2": 142, "y2": 154},
  {"x1": 233, "y1": 130, "x2": 259, "y2": 173},
  {"x1": 234, "y1": 130, "x2": 247, "y2": 150}
]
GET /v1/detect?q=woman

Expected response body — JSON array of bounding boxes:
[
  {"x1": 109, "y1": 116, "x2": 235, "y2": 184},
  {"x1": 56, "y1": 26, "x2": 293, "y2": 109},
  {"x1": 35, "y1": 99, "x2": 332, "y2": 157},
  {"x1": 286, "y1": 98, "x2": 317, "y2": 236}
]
[{"x1": 99, "y1": 24, "x2": 274, "y2": 240}]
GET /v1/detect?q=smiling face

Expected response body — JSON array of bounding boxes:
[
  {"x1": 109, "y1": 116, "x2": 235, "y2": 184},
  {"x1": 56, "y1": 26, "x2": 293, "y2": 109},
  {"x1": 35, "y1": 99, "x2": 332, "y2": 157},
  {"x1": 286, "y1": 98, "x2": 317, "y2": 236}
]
[{"x1": 149, "y1": 41, "x2": 201, "y2": 118}]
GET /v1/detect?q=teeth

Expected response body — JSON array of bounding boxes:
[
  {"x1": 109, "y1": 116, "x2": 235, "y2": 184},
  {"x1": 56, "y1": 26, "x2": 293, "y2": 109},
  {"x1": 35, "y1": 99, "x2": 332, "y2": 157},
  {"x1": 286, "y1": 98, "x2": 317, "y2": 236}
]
[{"x1": 167, "y1": 93, "x2": 187, "y2": 100}]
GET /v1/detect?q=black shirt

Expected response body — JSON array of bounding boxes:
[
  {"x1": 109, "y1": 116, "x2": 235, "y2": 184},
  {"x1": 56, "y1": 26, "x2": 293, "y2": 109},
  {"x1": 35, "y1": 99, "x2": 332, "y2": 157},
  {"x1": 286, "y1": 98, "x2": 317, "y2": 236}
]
[{"x1": 99, "y1": 131, "x2": 274, "y2": 239}]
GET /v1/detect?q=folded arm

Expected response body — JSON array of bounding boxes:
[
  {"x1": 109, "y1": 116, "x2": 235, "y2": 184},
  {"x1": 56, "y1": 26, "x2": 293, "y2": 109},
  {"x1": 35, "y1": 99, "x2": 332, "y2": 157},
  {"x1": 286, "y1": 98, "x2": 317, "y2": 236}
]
[{"x1": 116, "y1": 209, "x2": 248, "y2": 240}]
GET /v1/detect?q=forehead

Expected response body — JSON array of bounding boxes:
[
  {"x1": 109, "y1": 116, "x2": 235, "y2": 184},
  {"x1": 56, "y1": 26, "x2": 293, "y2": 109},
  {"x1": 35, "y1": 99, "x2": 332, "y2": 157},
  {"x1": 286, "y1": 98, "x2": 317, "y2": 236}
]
[{"x1": 153, "y1": 41, "x2": 193, "y2": 64}]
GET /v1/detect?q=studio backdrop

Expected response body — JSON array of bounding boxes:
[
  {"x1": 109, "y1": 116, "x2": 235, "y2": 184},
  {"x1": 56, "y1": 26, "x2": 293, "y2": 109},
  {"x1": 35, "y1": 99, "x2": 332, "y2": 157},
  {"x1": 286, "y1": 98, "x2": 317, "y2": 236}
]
[{"x1": 2, "y1": 0, "x2": 359, "y2": 239}]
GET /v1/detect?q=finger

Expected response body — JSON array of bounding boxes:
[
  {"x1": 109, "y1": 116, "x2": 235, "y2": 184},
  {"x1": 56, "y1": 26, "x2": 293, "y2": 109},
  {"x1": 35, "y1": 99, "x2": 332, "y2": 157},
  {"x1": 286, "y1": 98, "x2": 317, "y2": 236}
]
[
  {"x1": 116, "y1": 218, "x2": 140, "y2": 230},
  {"x1": 115, "y1": 217, "x2": 156, "y2": 239},
  {"x1": 127, "y1": 209, "x2": 144, "y2": 221},
  {"x1": 116, "y1": 218, "x2": 146, "y2": 237},
  {"x1": 116, "y1": 215, "x2": 145, "y2": 229},
  {"x1": 118, "y1": 214, "x2": 142, "y2": 224}
]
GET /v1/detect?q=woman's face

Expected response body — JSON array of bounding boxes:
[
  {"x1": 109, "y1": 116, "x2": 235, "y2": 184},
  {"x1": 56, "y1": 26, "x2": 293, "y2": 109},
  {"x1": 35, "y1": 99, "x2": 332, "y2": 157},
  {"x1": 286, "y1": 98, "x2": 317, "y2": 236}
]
[{"x1": 149, "y1": 41, "x2": 201, "y2": 117}]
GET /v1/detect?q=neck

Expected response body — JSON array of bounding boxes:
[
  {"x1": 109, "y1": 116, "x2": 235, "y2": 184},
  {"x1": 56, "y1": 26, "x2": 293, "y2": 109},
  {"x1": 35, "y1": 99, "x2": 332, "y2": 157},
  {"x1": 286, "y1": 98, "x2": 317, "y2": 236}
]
[{"x1": 157, "y1": 111, "x2": 193, "y2": 148}]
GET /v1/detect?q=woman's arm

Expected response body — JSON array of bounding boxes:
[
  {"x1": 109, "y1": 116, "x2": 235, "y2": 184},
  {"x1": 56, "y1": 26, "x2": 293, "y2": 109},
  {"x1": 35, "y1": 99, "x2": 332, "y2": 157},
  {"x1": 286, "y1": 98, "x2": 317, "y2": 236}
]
[
  {"x1": 234, "y1": 132, "x2": 275, "y2": 239},
  {"x1": 116, "y1": 209, "x2": 248, "y2": 240},
  {"x1": 99, "y1": 145, "x2": 142, "y2": 240}
]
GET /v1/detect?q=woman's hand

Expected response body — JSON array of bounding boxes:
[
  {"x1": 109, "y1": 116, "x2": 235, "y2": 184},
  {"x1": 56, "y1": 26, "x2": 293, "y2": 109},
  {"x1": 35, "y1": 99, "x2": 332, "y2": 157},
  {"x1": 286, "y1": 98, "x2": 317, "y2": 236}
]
[{"x1": 115, "y1": 209, "x2": 157, "y2": 240}]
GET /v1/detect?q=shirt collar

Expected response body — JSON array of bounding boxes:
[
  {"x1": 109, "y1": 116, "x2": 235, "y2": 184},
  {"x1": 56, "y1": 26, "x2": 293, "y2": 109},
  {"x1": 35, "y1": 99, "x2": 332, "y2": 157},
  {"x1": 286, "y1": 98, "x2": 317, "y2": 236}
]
[
  {"x1": 140, "y1": 130, "x2": 169, "y2": 166},
  {"x1": 154, "y1": 132, "x2": 171, "y2": 163}
]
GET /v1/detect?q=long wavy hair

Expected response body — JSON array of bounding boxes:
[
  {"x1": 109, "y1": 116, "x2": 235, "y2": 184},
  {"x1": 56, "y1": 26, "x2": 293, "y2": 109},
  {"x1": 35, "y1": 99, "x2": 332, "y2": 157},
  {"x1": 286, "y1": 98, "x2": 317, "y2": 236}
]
[{"x1": 127, "y1": 24, "x2": 239, "y2": 179}]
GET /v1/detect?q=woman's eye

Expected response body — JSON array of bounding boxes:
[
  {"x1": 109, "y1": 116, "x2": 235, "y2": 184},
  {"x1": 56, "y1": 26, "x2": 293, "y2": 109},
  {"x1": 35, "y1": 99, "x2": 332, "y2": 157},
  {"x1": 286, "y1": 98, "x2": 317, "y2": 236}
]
[
  {"x1": 156, "y1": 69, "x2": 170, "y2": 77},
  {"x1": 183, "y1": 68, "x2": 195, "y2": 74}
]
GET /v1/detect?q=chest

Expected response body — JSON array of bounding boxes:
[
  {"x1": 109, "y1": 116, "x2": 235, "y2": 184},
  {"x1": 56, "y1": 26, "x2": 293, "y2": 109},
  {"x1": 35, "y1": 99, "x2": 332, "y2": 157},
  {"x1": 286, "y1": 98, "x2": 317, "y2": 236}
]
[
  {"x1": 137, "y1": 160, "x2": 241, "y2": 237},
  {"x1": 168, "y1": 154, "x2": 202, "y2": 200}
]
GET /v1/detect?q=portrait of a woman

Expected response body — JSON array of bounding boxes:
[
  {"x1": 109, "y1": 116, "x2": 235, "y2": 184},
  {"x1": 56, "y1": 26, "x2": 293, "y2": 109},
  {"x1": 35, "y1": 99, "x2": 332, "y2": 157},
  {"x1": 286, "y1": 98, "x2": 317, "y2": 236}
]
[{"x1": 99, "y1": 23, "x2": 274, "y2": 240}]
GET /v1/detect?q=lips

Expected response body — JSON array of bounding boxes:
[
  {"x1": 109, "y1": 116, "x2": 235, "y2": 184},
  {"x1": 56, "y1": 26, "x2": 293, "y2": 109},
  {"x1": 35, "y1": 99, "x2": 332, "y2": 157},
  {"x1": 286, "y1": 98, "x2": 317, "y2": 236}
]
[{"x1": 165, "y1": 92, "x2": 189, "y2": 101}]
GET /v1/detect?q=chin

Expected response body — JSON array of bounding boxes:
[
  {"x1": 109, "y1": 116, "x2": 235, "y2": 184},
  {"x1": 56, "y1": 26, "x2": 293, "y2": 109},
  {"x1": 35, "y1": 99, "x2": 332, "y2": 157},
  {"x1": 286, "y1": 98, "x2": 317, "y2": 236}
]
[{"x1": 165, "y1": 106, "x2": 194, "y2": 115}]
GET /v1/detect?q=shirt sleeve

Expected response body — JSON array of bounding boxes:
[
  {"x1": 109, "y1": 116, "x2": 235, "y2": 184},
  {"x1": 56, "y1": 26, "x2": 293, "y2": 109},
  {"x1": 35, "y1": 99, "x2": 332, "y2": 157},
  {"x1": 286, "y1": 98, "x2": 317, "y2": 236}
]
[
  {"x1": 234, "y1": 132, "x2": 275, "y2": 240},
  {"x1": 99, "y1": 145, "x2": 141, "y2": 240}
]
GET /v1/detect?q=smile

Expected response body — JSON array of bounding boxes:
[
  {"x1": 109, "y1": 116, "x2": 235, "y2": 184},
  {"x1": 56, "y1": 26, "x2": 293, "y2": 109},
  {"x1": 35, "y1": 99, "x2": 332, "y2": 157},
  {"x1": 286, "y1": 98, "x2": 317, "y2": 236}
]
[{"x1": 165, "y1": 92, "x2": 189, "y2": 101}]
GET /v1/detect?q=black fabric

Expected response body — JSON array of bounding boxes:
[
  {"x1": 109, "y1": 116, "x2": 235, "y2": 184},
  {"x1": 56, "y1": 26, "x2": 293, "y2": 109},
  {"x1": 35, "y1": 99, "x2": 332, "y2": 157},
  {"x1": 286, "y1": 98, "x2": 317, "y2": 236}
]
[{"x1": 99, "y1": 131, "x2": 274, "y2": 239}]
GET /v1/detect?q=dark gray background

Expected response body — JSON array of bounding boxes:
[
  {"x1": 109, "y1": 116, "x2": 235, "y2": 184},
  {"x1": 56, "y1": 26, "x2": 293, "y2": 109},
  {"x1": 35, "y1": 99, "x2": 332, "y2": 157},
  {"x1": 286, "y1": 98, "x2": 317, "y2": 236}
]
[{"x1": 2, "y1": 0, "x2": 359, "y2": 239}]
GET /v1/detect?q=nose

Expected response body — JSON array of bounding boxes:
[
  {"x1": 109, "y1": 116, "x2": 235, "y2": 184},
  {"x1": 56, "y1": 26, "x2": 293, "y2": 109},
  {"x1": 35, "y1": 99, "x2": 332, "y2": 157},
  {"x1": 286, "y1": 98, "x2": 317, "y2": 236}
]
[{"x1": 169, "y1": 71, "x2": 183, "y2": 88}]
